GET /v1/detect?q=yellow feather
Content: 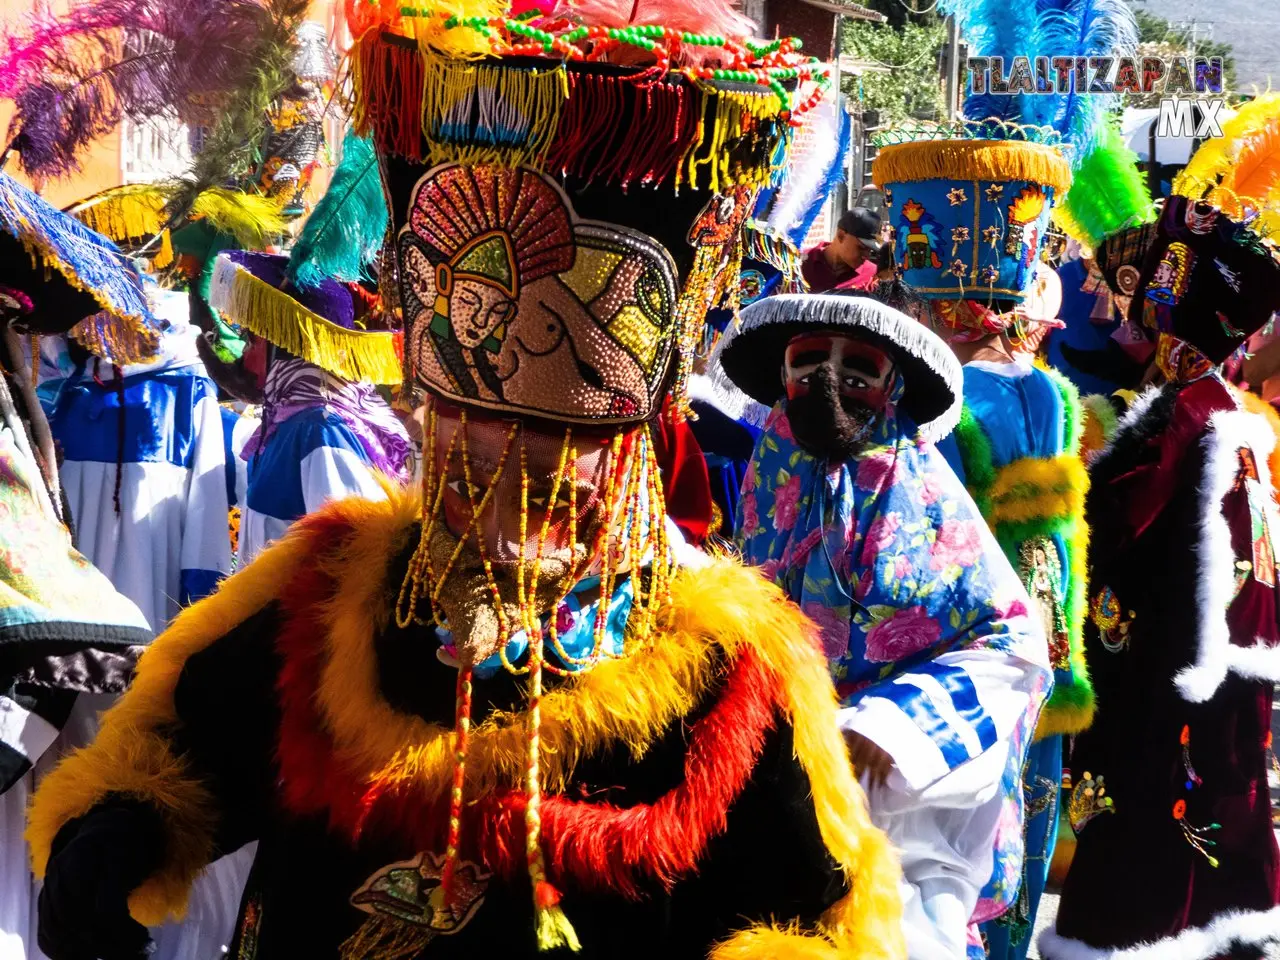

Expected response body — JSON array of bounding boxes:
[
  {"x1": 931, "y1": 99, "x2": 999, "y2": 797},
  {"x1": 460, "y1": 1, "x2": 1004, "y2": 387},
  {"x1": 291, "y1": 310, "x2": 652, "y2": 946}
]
[{"x1": 1175, "y1": 94, "x2": 1280, "y2": 206}]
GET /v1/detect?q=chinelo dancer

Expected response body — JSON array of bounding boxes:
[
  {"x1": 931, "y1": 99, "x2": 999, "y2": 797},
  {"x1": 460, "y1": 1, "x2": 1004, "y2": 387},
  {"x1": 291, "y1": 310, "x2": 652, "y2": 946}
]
[
  {"x1": 26, "y1": 3, "x2": 907, "y2": 959},
  {"x1": 719, "y1": 280, "x2": 1051, "y2": 960},
  {"x1": 1039, "y1": 93, "x2": 1280, "y2": 960}
]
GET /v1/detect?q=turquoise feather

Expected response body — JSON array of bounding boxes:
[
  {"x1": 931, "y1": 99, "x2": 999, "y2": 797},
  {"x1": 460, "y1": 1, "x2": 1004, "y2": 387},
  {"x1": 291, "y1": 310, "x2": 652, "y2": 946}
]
[{"x1": 286, "y1": 131, "x2": 388, "y2": 289}]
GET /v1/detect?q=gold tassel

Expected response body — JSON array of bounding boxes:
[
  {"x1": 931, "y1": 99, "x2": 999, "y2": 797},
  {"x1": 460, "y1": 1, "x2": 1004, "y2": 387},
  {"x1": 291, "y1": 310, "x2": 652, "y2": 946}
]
[{"x1": 872, "y1": 139, "x2": 1072, "y2": 194}]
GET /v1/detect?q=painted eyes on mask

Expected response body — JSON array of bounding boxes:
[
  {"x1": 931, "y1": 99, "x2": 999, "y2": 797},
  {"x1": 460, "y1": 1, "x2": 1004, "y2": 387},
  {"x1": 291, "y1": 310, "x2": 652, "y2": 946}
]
[{"x1": 792, "y1": 373, "x2": 871, "y2": 391}]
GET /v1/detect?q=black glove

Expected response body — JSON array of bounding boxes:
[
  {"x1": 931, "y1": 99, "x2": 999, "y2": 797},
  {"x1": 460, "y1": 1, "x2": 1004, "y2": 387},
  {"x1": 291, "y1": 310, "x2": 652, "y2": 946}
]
[{"x1": 38, "y1": 796, "x2": 167, "y2": 960}]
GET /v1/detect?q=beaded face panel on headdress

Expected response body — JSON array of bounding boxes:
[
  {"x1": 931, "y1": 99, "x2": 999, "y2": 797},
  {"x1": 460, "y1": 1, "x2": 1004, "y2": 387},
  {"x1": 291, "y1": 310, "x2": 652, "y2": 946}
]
[{"x1": 398, "y1": 164, "x2": 679, "y2": 424}]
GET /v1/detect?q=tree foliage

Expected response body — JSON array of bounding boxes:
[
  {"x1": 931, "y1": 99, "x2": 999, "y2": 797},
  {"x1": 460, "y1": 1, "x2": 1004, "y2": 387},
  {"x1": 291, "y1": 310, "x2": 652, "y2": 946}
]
[{"x1": 840, "y1": 13, "x2": 947, "y2": 125}]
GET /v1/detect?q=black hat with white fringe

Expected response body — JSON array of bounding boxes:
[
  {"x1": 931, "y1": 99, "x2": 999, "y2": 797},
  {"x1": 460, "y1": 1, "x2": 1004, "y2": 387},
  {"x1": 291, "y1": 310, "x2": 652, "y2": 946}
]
[{"x1": 712, "y1": 292, "x2": 962, "y2": 443}]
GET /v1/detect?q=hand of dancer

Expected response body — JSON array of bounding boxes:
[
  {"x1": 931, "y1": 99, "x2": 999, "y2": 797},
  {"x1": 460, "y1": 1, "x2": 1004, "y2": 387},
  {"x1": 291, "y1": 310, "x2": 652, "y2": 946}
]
[
  {"x1": 38, "y1": 797, "x2": 165, "y2": 960},
  {"x1": 844, "y1": 729, "x2": 895, "y2": 789}
]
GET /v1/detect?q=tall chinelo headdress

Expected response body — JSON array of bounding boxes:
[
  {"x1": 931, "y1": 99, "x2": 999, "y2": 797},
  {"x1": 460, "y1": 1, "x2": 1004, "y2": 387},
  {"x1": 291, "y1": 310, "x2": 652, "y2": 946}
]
[
  {"x1": 873, "y1": 0, "x2": 1137, "y2": 337},
  {"x1": 346, "y1": 0, "x2": 831, "y2": 954},
  {"x1": 1127, "y1": 94, "x2": 1280, "y2": 383}
]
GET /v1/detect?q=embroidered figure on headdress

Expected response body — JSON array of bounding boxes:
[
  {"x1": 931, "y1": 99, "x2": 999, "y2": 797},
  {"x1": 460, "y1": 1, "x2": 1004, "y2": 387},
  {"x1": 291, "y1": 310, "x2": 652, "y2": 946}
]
[
  {"x1": 1004, "y1": 186, "x2": 1047, "y2": 265},
  {"x1": 899, "y1": 200, "x2": 943, "y2": 270},
  {"x1": 398, "y1": 164, "x2": 678, "y2": 423}
]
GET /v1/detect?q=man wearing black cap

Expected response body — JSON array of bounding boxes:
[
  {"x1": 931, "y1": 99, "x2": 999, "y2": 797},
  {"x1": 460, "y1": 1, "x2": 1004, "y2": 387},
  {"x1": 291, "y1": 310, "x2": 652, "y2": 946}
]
[{"x1": 801, "y1": 206, "x2": 884, "y2": 293}]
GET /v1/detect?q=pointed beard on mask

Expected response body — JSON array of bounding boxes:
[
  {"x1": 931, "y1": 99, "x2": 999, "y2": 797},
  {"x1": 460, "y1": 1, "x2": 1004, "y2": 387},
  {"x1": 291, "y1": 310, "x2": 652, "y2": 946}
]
[
  {"x1": 427, "y1": 523, "x2": 591, "y2": 668},
  {"x1": 784, "y1": 363, "x2": 879, "y2": 464}
]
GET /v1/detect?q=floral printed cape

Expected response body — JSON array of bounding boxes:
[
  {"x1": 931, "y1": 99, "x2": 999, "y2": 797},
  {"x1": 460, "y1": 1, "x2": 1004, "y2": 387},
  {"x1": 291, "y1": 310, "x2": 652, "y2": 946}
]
[
  {"x1": 736, "y1": 402, "x2": 1029, "y2": 698},
  {"x1": 735, "y1": 400, "x2": 1051, "y2": 921}
]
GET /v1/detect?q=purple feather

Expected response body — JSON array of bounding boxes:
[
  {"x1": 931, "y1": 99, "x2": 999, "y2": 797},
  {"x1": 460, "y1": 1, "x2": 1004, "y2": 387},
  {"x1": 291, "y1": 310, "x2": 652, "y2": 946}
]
[{"x1": 1, "y1": 0, "x2": 275, "y2": 178}]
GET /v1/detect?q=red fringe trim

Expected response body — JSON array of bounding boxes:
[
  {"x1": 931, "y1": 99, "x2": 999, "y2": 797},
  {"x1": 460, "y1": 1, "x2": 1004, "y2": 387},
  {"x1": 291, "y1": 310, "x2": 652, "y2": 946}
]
[
  {"x1": 467, "y1": 646, "x2": 778, "y2": 897},
  {"x1": 274, "y1": 551, "x2": 783, "y2": 896},
  {"x1": 543, "y1": 71, "x2": 702, "y2": 189},
  {"x1": 353, "y1": 36, "x2": 427, "y2": 163},
  {"x1": 353, "y1": 33, "x2": 773, "y2": 190}
]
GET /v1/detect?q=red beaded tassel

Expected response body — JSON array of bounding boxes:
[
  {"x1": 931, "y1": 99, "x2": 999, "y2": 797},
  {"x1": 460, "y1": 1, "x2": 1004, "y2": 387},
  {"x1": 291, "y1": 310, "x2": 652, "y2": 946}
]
[{"x1": 437, "y1": 663, "x2": 473, "y2": 910}]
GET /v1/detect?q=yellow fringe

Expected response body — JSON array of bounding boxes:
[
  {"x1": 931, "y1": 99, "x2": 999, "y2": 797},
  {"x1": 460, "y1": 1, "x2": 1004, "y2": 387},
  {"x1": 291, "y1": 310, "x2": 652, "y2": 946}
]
[
  {"x1": 683, "y1": 88, "x2": 785, "y2": 193},
  {"x1": 210, "y1": 257, "x2": 402, "y2": 384},
  {"x1": 872, "y1": 139, "x2": 1072, "y2": 194},
  {"x1": 26, "y1": 522, "x2": 317, "y2": 925},
  {"x1": 988, "y1": 455, "x2": 1088, "y2": 526},
  {"x1": 420, "y1": 53, "x2": 568, "y2": 168},
  {"x1": 68, "y1": 186, "x2": 174, "y2": 269}
]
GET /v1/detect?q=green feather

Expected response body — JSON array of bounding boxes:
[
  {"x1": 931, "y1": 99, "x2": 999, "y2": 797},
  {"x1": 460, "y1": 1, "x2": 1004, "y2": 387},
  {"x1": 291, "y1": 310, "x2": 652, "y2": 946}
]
[
  {"x1": 1057, "y1": 122, "x2": 1157, "y2": 250},
  {"x1": 286, "y1": 130, "x2": 388, "y2": 289}
]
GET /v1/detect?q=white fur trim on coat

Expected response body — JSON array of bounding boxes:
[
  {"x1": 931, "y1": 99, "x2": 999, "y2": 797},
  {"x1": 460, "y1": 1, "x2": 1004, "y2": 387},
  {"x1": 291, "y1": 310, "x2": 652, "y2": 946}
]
[
  {"x1": 1174, "y1": 404, "x2": 1280, "y2": 702},
  {"x1": 1038, "y1": 905, "x2": 1280, "y2": 960}
]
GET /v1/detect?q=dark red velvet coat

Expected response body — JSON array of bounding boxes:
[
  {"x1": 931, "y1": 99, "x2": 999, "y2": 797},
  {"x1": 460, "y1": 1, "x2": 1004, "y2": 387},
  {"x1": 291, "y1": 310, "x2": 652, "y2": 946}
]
[{"x1": 1043, "y1": 376, "x2": 1280, "y2": 959}]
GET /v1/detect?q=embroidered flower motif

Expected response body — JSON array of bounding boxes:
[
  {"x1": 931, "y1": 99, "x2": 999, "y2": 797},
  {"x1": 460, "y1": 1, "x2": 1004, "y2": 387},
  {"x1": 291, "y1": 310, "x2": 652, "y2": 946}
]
[
  {"x1": 948, "y1": 258, "x2": 969, "y2": 278},
  {"x1": 864, "y1": 606, "x2": 942, "y2": 662},
  {"x1": 740, "y1": 490, "x2": 759, "y2": 534},
  {"x1": 947, "y1": 187, "x2": 968, "y2": 206},
  {"x1": 985, "y1": 183, "x2": 1004, "y2": 201},
  {"x1": 979, "y1": 264, "x2": 1001, "y2": 286},
  {"x1": 919, "y1": 472, "x2": 943, "y2": 505},
  {"x1": 861, "y1": 510, "x2": 902, "y2": 565},
  {"x1": 893, "y1": 554, "x2": 913, "y2": 580},
  {"x1": 855, "y1": 450, "x2": 898, "y2": 491},
  {"x1": 930, "y1": 518, "x2": 985, "y2": 570},
  {"x1": 982, "y1": 225, "x2": 1002, "y2": 246},
  {"x1": 773, "y1": 473, "x2": 804, "y2": 532},
  {"x1": 803, "y1": 601, "x2": 850, "y2": 660},
  {"x1": 951, "y1": 226, "x2": 971, "y2": 244},
  {"x1": 854, "y1": 567, "x2": 874, "y2": 601}
]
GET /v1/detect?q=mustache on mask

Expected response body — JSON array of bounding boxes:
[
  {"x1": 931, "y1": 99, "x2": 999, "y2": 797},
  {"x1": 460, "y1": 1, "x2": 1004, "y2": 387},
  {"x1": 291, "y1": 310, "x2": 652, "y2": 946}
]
[{"x1": 785, "y1": 363, "x2": 878, "y2": 464}]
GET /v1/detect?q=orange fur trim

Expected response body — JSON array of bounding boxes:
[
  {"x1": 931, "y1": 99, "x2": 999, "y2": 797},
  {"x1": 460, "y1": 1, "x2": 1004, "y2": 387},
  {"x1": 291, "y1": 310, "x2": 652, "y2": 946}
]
[
  {"x1": 30, "y1": 482, "x2": 904, "y2": 951},
  {"x1": 25, "y1": 513, "x2": 321, "y2": 924}
]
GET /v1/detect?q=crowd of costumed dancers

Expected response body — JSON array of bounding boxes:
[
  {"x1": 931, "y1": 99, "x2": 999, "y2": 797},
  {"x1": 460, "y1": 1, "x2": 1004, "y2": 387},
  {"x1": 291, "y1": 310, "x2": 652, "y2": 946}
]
[{"x1": 2, "y1": 1, "x2": 1280, "y2": 960}]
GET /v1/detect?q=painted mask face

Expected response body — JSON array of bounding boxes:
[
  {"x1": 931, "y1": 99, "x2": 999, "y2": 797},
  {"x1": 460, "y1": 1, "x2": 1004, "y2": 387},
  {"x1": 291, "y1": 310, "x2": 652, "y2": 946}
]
[
  {"x1": 782, "y1": 332, "x2": 897, "y2": 462},
  {"x1": 398, "y1": 164, "x2": 679, "y2": 425}
]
